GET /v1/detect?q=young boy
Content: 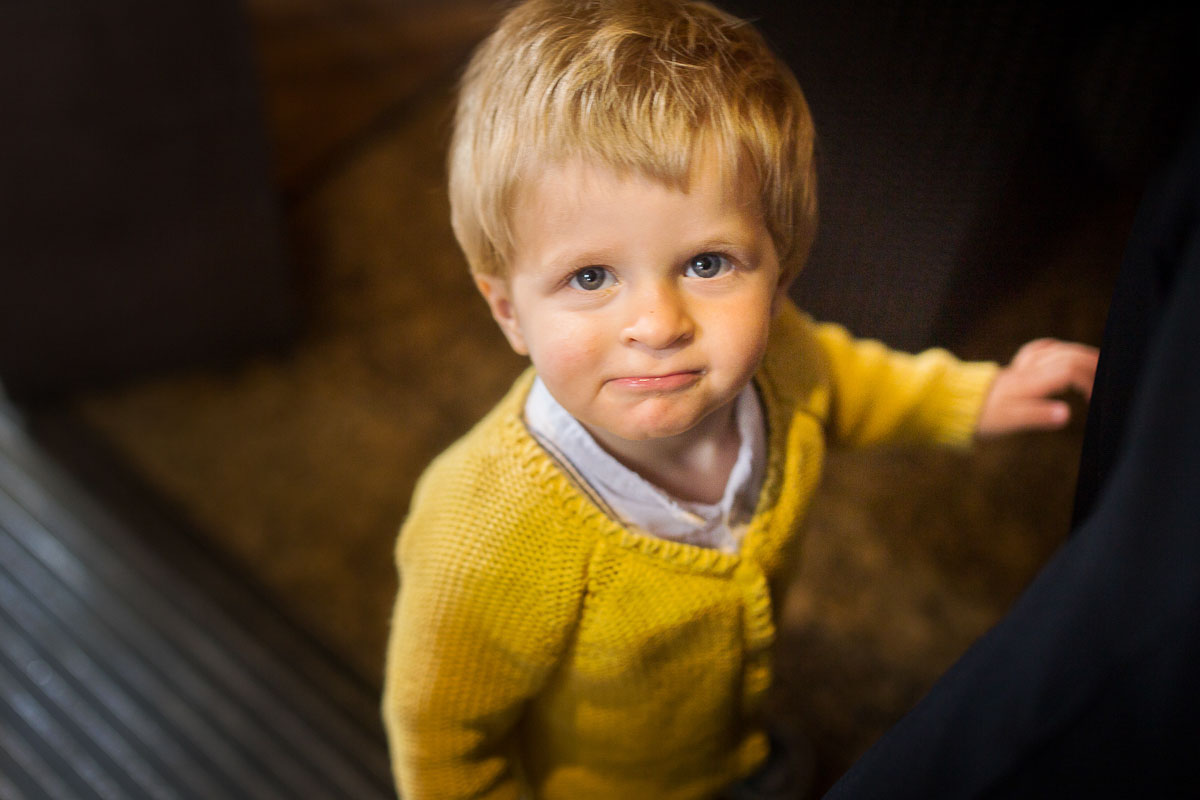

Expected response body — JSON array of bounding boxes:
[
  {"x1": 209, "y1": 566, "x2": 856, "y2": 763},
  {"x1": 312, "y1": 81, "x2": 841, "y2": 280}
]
[{"x1": 382, "y1": 0, "x2": 1099, "y2": 797}]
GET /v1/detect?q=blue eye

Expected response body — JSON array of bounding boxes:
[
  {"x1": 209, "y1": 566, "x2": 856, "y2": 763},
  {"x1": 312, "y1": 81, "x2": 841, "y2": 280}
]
[
  {"x1": 569, "y1": 266, "x2": 613, "y2": 291},
  {"x1": 685, "y1": 253, "x2": 730, "y2": 279}
]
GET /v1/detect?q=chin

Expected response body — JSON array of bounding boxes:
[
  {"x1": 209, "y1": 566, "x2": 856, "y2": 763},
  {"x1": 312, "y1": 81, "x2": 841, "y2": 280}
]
[
  {"x1": 613, "y1": 416, "x2": 703, "y2": 443},
  {"x1": 584, "y1": 397, "x2": 716, "y2": 444}
]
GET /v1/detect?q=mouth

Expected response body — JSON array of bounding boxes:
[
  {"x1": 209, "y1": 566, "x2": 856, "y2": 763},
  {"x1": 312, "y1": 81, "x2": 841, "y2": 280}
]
[{"x1": 608, "y1": 371, "x2": 702, "y2": 392}]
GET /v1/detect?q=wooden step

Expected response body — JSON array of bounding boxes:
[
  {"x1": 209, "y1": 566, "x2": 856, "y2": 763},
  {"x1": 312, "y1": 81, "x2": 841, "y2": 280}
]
[{"x1": 0, "y1": 403, "x2": 394, "y2": 800}]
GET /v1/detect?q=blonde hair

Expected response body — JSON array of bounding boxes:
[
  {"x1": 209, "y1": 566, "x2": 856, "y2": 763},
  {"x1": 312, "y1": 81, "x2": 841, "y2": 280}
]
[{"x1": 448, "y1": 0, "x2": 817, "y2": 279}]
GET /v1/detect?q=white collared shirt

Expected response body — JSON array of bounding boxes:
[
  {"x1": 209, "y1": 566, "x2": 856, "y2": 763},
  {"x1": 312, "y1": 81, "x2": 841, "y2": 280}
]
[{"x1": 523, "y1": 377, "x2": 766, "y2": 553}]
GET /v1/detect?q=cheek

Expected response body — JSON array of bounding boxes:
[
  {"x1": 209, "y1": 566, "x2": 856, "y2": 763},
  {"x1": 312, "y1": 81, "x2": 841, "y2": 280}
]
[
  {"x1": 721, "y1": 329, "x2": 770, "y2": 383},
  {"x1": 710, "y1": 297, "x2": 773, "y2": 367},
  {"x1": 525, "y1": 316, "x2": 606, "y2": 387}
]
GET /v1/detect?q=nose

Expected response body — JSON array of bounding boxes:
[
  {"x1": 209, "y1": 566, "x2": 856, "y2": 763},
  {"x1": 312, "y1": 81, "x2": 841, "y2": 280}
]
[{"x1": 621, "y1": 280, "x2": 694, "y2": 351}]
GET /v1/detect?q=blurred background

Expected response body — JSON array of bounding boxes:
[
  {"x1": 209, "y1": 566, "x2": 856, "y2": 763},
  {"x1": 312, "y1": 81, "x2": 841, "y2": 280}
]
[{"x1": 2, "y1": 0, "x2": 1196, "y2": 795}]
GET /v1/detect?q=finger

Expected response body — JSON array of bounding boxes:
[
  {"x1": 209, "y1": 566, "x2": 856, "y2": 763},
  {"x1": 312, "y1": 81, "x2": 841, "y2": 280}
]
[
  {"x1": 1006, "y1": 360, "x2": 1077, "y2": 399},
  {"x1": 1013, "y1": 347, "x2": 1100, "y2": 400},
  {"x1": 1009, "y1": 338, "x2": 1061, "y2": 369},
  {"x1": 1005, "y1": 398, "x2": 1072, "y2": 432},
  {"x1": 1040, "y1": 347, "x2": 1099, "y2": 400},
  {"x1": 1067, "y1": 348, "x2": 1101, "y2": 400},
  {"x1": 1011, "y1": 340, "x2": 1098, "y2": 374}
]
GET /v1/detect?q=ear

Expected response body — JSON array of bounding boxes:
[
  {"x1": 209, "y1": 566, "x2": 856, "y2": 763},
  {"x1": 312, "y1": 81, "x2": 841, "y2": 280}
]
[
  {"x1": 771, "y1": 265, "x2": 797, "y2": 318},
  {"x1": 474, "y1": 273, "x2": 529, "y2": 355}
]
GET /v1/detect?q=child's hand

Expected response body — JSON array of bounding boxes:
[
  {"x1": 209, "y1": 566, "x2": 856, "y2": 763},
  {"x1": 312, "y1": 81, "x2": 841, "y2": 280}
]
[{"x1": 976, "y1": 339, "x2": 1100, "y2": 437}]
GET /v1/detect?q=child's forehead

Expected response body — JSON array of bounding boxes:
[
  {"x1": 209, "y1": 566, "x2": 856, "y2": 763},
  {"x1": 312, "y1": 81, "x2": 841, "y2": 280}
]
[{"x1": 514, "y1": 151, "x2": 760, "y2": 214}]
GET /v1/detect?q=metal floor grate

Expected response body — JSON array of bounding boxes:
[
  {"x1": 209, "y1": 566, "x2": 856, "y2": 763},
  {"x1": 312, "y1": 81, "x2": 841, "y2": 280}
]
[{"x1": 0, "y1": 404, "x2": 395, "y2": 800}]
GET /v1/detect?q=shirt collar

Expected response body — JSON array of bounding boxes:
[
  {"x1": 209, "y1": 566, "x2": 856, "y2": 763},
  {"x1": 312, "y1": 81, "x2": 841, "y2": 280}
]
[{"x1": 523, "y1": 377, "x2": 766, "y2": 552}]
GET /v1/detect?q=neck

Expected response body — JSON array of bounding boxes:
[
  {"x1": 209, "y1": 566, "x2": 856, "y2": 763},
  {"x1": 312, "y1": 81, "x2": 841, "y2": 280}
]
[{"x1": 585, "y1": 401, "x2": 741, "y2": 505}]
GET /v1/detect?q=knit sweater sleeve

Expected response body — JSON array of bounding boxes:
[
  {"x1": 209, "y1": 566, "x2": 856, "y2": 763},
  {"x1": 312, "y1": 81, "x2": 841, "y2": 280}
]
[
  {"x1": 812, "y1": 319, "x2": 1000, "y2": 448},
  {"x1": 382, "y1": 413, "x2": 592, "y2": 798}
]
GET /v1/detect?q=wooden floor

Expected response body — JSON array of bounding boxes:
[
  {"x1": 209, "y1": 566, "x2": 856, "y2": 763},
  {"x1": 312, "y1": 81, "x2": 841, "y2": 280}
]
[{"x1": 0, "y1": 401, "x2": 394, "y2": 800}]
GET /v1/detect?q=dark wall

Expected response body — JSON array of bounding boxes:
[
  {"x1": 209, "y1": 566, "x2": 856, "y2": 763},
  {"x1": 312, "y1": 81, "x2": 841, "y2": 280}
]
[
  {"x1": 732, "y1": 0, "x2": 1199, "y2": 350},
  {"x1": 0, "y1": 1, "x2": 296, "y2": 402}
]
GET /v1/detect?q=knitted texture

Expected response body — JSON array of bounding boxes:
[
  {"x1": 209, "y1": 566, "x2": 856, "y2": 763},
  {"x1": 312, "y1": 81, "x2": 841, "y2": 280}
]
[{"x1": 382, "y1": 302, "x2": 998, "y2": 798}]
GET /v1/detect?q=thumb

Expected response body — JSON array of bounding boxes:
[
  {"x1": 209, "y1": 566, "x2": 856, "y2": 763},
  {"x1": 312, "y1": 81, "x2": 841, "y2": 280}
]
[
  {"x1": 1010, "y1": 398, "x2": 1072, "y2": 431},
  {"x1": 980, "y1": 398, "x2": 1071, "y2": 436}
]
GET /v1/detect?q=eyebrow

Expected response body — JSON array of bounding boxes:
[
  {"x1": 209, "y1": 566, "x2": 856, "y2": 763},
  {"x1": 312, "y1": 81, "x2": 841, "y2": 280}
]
[
  {"x1": 535, "y1": 230, "x2": 765, "y2": 270},
  {"x1": 689, "y1": 236, "x2": 752, "y2": 252},
  {"x1": 542, "y1": 248, "x2": 621, "y2": 271},
  {"x1": 685, "y1": 229, "x2": 767, "y2": 257}
]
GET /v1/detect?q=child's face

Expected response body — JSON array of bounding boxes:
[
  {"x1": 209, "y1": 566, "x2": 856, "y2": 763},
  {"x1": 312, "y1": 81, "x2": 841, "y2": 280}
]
[{"x1": 476, "y1": 155, "x2": 785, "y2": 447}]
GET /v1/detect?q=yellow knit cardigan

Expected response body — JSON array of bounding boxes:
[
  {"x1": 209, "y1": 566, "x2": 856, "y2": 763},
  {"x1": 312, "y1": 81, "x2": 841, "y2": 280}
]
[{"x1": 383, "y1": 302, "x2": 998, "y2": 799}]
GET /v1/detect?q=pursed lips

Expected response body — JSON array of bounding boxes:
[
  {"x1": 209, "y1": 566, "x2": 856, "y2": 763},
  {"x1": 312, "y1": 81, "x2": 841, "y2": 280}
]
[{"x1": 606, "y1": 370, "x2": 703, "y2": 392}]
